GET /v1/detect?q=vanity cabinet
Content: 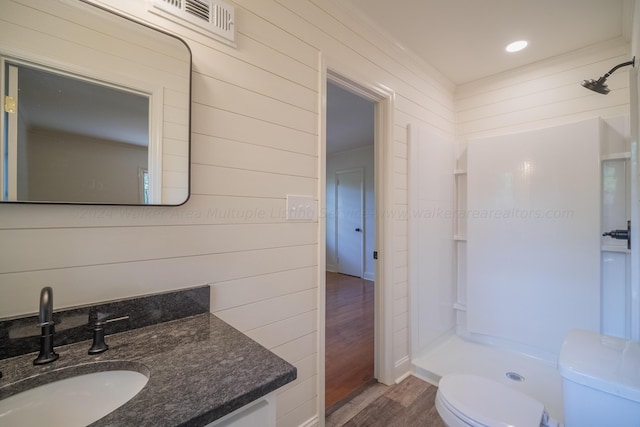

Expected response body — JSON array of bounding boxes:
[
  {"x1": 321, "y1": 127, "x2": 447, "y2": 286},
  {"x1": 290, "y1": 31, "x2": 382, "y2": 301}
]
[
  {"x1": 205, "y1": 392, "x2": 275, "y2": 427},
  {"x1": 0, "y1": 288, "x2": 296, "y2": 427}
]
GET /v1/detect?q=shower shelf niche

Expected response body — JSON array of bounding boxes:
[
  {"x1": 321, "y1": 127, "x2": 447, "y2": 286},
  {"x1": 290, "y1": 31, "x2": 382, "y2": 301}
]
[
  {"x1": 601, "y1": 152, "x2": 631, "y2": 161},
  {"x1": 453, "y1": 302, "x2": 467, "y2": 311},
  {"x1": 454, "y1": 168, "x2": 467, "y2": 241},
  {"x1": 599, "y1": 116, "x2": 633, "y2": 340},
  {"x1": 453, "y1": 165, "x2": 468, "y2": 320}
]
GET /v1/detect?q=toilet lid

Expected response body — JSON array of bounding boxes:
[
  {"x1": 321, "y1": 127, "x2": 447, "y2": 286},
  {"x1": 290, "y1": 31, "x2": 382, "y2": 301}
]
[{"x1": 438, "y1": 374, "x2": 545, "y2": 427}]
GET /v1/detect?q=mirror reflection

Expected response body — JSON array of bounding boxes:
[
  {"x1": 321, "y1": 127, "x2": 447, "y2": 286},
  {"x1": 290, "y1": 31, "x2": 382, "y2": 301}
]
[
  {"x1": 5, "y1": 62, "x2": 152, "y2": 204},
  {"x1": 1, "y1": 0, "x2": 191, "y2": 205}
]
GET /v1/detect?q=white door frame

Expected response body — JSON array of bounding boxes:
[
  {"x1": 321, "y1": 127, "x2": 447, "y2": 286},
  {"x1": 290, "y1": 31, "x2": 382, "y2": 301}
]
[
  {"x1": 318, "y1": 60, "x2": 396, "y2": 421},
  {"x1": 3, "y1": 62, "x2": 18, "y2": 200},
  {"x1": 335, "y1": 167, "x2": 365, "y2": 278}
]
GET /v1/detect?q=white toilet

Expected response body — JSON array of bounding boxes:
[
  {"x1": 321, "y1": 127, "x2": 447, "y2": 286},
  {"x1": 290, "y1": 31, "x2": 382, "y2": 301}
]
[
  {"x1": 435, "y1": 374, "x2": 559, "y2": 427},
  {"x1": 435, "y1": 329, "x2": 640, "y2": 427}
]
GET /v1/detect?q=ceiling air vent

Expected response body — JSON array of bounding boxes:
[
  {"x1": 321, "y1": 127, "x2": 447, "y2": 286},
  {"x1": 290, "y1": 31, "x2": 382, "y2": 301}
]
[{"x1": 150, "y1": 0, "x2": 235, "y2": 44}]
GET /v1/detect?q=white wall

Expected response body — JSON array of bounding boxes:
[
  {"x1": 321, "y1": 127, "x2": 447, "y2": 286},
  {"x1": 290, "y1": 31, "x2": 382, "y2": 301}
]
[
  {"x1": 408, "y1": 126, "x2": 455, "y2": 359},
  {"x1": 326, "y1": 146, "x2": 375, "y2": 280},
  {"x1": 25, "y1": 128, "x2": 147, "y2": 204},
  {"x1": 631, "y1": 0, "x2": 640, "y2": 343},
  {"x1": 453, "y1": 39, "x2": 632, "y2": 359},
  {"x1": 466, "y1": 118, "x2": 601, "y2": 359},
  {"x1": 0, "y1": 0, "x2": 455, "y2": 425}
]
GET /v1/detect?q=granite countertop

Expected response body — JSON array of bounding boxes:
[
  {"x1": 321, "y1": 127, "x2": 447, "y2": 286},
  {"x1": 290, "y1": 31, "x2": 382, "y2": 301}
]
[{"x1": 0, "y1": 313, "x2": 297, "y2": 426}]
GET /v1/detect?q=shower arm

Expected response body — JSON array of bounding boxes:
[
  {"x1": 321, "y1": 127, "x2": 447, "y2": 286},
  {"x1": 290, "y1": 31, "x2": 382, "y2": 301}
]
[{"x1": 600, "y1": 58, "x2": 636, "y2": 82}]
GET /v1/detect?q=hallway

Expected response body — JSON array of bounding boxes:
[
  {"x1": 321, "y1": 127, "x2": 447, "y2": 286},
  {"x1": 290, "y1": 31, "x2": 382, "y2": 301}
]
[{"x1": 325, "y1": 271, "x2": 375, "y2": 409}]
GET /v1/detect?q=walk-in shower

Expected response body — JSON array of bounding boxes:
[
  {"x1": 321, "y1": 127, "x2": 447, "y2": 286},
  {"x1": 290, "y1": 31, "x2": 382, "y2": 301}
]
[{"x1": 582, "y1": 57, "x2": 635, "y2": 94}]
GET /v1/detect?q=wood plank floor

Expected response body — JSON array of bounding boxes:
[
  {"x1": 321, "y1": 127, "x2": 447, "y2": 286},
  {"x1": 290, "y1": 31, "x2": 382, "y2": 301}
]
[
  {"x1": 325, "y1": 271, "x2": 375, "y2": 409},
  {"x1": 326, "y1": 375, "x2": 447, "y2": 427}
]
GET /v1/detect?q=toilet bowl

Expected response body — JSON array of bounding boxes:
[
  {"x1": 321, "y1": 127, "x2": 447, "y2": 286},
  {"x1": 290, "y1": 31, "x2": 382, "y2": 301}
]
[
  {"x1": 435, "y1": 374, "x2": 560, "y2": 427},
  {"x1": 436, "y1": 329, "x2": 640, "y2": 427}
]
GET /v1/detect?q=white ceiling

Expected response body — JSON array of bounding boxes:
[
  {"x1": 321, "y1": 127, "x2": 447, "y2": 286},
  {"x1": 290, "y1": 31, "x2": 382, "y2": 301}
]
[
  {"x1": 18, "y1": 66, "x2": 149, "y2": 147},
  {"x1": 342, "y1": 0, "x2": 630, "y2": 85},
  {"x1": 327, "y1": 0, "x2": 632, "y2": 155},
  {"x1": 326, "y1": 82, "x2": 374, "y2": 154}
]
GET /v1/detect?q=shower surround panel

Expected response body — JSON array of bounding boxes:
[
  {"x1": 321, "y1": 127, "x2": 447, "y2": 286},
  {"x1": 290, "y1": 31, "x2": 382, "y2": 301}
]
[{"x1": 466, "y1": 118, "x2": 601, "y2": 359}]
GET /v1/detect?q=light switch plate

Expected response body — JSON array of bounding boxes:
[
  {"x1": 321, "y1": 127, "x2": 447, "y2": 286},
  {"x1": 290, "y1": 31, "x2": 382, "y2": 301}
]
[{"x1": 286, "y1": 195, "x2": 317, "y2": 221}]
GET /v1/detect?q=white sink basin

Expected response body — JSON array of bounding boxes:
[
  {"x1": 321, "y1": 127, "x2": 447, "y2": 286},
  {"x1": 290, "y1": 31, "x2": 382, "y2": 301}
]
[{"x1": 0, "y1": 369, "x2": 148, "y2": 426}]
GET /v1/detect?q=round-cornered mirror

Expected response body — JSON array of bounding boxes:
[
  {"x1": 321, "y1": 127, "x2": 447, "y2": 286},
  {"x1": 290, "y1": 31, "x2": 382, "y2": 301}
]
[{"x1": 0, "y1": 0, "x2": 191, "y2": 205}]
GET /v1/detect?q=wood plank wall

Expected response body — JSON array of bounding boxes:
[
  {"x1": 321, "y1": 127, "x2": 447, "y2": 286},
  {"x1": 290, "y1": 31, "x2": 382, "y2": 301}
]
[
  {"x1": 456, "y1": 39, "x2": 631, "y2": 157},
  {"x1": 0, "y1": 0, "x2": 456, "y2": 426}
]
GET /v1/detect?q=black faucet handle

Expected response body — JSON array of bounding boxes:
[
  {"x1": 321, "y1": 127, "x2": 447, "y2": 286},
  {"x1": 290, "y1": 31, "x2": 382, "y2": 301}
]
[
  {"x1": 88, "y1": 308, "x2": 107, "y2": 325},
  {"x1": 88, "y1": 314, "x2": 129, "y2": 355},
  {"x1": 88, "y1": 322, "x2": 108, "y2": 354},
  {"x1": 88, "y1": 309, "x2": 127, "y2": 325}
]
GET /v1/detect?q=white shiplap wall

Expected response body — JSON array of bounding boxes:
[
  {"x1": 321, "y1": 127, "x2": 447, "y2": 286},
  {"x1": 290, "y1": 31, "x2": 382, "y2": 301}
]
[
  {"x1": 456, "y1": 38, "x2": 631, "y2": 155},
  {"x1": 0, "y1": 0, "x2": 455, "y2": 426}
]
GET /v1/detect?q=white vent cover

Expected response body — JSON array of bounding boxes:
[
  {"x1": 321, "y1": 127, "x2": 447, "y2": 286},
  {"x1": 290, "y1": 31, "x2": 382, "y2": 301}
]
[{"x1": 151, "y1": 0, "x2": 235, "y2": 44}]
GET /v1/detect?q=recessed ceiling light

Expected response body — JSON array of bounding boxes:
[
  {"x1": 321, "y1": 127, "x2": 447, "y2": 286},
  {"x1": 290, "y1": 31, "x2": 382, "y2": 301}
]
[{"x1": 506, "y1": 40, "x2": 528, "y2": 53}]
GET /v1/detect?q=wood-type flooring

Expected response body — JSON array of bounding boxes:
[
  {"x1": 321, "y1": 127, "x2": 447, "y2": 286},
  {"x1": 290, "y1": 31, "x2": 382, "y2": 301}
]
[
  {"x1": 325, "y1": 271, "x2": 375, "y2": 409},
  {"x1": 326, "y1": 375, "x2": 447, "y2": 426}
]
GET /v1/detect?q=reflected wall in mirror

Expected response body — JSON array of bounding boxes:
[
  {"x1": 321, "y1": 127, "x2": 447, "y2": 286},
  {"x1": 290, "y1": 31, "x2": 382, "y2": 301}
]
[{"x1": 0, "y1": 0, "x2": 191, "y2": 205}]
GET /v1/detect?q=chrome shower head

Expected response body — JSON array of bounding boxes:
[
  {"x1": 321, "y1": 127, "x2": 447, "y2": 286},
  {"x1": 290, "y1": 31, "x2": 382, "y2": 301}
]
[{"x1": 581, "y1": 57, "x2": 635, "y2": 95}]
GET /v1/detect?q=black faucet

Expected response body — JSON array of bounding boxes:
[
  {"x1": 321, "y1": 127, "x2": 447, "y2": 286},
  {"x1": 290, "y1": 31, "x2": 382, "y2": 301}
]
[{"x1": 33, "y1": 286, "x2": 59, "y2": 365}]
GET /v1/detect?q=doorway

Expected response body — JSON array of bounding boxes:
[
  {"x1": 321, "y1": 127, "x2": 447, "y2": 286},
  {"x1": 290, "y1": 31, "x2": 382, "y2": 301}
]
[{"x1": 325, "y1": 80, "x2": 376, "y2": 410}]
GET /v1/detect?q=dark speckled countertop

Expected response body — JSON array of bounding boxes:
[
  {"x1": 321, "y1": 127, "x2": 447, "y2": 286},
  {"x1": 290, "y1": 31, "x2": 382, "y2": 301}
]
[{"x1": 0, "y1": 313, "x2": 297, "y2": 426}]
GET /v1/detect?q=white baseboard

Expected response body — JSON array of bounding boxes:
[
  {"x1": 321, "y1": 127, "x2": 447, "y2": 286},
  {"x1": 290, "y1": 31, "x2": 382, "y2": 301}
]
[
  {"x1": 395, "y1": 355, "x2": 410, "y2": 369},
  {"x1": 363, "y1": 271, "x2": 375, "y2": 281},
  {"x1": 326, "y1": 264, "x2": 337, "y2": 273},
  {"x1": 411, "y1": 366, "x2": 440, "y2": 387},
  {"x1": 395, "y1": 370, "x2": 412, "y2": 384},
  {"x1": 299, "y1": 415, "x2": 319, "y2": 427},
  {"x1": 394, "y1": 355, "x2": 410, "y2": 383}
]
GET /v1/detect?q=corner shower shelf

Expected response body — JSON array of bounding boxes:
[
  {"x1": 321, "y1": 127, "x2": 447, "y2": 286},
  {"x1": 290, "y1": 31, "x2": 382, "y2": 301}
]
[
  {"x1": 454, "y1": 169, "x2": 467, "y2": 176},
  {"x1": 601, "y1": 152, "x2": 631, "y2": 161},
  {"x1": 601, "y1": 245, "x2": 631, "y2": 254},
  {"x1": 453, "y1": 302, "x2": 467, "y2": 311}
]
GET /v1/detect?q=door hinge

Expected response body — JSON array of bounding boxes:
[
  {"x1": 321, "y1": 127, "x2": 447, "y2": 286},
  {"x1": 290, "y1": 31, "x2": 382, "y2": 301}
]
[
  {"x1": 373, "y1": 251, "x2": 378, "y2": 260},
  {"x1": 4, "y1": 96, "x2": 16, "y2": 114}
]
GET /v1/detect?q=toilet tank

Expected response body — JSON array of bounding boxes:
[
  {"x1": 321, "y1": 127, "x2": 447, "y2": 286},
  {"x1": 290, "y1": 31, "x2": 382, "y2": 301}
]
[{"x1": 559, "y1": 329, "x2": 640, "y2": 427}]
